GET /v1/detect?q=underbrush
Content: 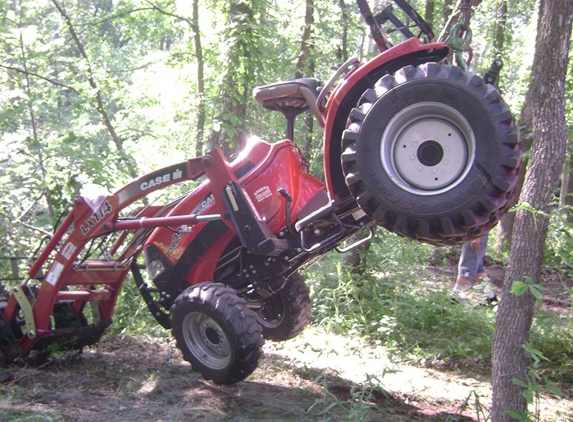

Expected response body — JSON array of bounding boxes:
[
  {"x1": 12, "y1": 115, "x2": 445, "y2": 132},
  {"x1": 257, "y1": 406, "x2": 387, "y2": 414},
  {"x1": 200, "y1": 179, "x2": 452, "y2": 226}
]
[
  {"x1": 109, "y1": 229, "x2": 573, "y2": 391},
  {"x1": 304, "y1": 231, "x2": 573, "y2": 384},
  {"x1": 111, "y1": 277, "x2": 170, "y2": 339}
]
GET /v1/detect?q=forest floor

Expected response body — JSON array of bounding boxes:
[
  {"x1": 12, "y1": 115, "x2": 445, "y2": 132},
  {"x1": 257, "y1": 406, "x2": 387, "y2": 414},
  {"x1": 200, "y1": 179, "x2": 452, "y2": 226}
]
[{"x1": 0, "y1": 265, "x2": 571, "y2": 422}]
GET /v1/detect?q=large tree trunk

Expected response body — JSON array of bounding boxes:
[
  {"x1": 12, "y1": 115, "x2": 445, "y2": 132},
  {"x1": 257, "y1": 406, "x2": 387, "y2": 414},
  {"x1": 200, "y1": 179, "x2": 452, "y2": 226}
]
[{"x1": 491, "y1": 1, "x2": 573, "y2": 421}]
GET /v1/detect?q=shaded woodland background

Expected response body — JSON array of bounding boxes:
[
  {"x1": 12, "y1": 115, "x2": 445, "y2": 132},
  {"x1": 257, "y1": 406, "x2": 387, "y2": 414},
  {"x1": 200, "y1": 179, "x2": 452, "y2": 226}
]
[
  {"x1": 0, "y1": 0, "x2": 543, "y2": 259},
  {"x1": 2, "y1": 1, "x2": 573, "y2": 421}
]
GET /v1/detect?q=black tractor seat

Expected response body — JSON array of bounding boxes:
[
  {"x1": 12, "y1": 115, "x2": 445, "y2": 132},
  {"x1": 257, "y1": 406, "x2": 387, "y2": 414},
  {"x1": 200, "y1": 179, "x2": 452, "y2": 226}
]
[{"x1": 253, "y1": 78, "x2": 324, "y2": 133}]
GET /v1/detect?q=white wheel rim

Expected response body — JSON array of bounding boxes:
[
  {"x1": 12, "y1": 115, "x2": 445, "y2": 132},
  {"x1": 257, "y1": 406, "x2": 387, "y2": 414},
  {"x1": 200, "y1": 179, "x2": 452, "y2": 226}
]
[
  {"x1": 183, "y1": 312, "x2": 232, "y2": 369},
  {"x1": 380, "y1": 102, "x2": 476, "y2": 195}
]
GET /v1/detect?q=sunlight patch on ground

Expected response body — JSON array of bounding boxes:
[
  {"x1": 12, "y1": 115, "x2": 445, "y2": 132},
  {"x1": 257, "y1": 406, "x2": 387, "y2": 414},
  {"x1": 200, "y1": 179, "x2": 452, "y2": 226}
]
[
  {"x1": 264, "y1": 326, "x2": 573, "y2": 421},
  {"x1": 265, "y1": 327, "x2": 491, "y2": 401}
]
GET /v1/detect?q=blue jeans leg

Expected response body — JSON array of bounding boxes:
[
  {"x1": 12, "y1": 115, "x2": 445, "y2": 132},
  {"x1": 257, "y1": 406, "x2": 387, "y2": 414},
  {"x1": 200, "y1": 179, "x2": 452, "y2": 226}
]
[{"x1": 458, "y1": 233, "x2": 489, "y2": 279}]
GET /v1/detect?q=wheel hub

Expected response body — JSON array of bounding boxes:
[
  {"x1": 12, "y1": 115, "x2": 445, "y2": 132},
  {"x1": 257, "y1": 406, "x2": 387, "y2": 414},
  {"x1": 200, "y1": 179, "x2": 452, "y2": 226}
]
[
  {"x1": 381, "y1": 102, "x2": 475, "y2": 195},
  {"x1": 417, "y1": 140, "x2": 443, "y2": 167},
  {"x1": 183, "y1": 312, "x2": 232, "y2": 369},
  {"x1": 204, "y1": 326, "x2": 221, "y2": 345}
]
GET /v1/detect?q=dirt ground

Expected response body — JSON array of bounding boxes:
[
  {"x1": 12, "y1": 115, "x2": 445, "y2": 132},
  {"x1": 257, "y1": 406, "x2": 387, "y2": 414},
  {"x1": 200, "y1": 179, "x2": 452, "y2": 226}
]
[
  {"x1": 0, "y1": 333, "x2": 474, "y2": 422},
  {"x1": 0, "y1": 264, "x2": 571, "y2": 422},
  {"x1": 0, "y1": 329, "x2": 570, "y2": 422}
]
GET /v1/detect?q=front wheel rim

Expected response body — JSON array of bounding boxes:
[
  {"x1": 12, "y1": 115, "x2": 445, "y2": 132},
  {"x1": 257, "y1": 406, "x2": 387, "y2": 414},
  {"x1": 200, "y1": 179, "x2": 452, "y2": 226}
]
[
  {"x1": 380, "y1": 102, "x2": 476, "y2": 196},
  {"x1": 182, "y1": 312, "x2": 232, "y2": 370}
]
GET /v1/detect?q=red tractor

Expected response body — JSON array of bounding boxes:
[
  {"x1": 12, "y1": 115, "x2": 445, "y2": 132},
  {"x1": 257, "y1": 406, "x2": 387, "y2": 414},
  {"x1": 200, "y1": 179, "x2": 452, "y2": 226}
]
[{"x1": 0, "y1": 0, "x2": 520, "y2": 384}]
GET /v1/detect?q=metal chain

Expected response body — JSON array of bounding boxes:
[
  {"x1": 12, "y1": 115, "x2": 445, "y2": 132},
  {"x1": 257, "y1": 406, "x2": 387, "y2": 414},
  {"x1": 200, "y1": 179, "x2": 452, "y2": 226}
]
[
  {"x1": 439, "y1": 0, "x2": 481, "y2": 70},
  {"x1": 451, "y1": 0, "x2": 474, "y2": 69}
]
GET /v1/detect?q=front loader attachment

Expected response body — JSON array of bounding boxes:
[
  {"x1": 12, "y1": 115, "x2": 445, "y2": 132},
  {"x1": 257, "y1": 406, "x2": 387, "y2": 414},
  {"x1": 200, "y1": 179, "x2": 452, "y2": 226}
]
[{"x1": 0, "y1": 149, "x2": 261, "y2": 362}]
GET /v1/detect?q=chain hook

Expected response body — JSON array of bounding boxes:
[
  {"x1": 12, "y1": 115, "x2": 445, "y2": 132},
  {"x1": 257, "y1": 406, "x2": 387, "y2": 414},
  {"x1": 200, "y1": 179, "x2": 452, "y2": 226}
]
[
  {"x1": 446, "y1": 0, "x2": 476, "y2": 70},
  {"x1": 449, "y1": 23, "x2": 473, "y2": 70}
]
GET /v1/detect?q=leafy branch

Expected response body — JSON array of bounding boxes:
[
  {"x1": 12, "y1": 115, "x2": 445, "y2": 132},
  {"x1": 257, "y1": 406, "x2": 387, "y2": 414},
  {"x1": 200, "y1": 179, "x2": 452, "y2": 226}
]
[
  {"x1": 510, "y1": 275, "x2": 546, "y2": 302},
  {"x1": 0, "y1": 64, "x2": 78, "y2": 93},
  {"x1": 50, "y1": 0, "x2": 138, "y2": 178}
]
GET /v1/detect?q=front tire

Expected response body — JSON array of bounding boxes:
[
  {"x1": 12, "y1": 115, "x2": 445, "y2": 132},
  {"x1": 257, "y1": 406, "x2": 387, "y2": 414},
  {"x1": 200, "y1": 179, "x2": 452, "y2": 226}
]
[
  {"x1": 170, "y1": 282, "x2": 263, "y2": 384},
  {"x1": 342, "y1": 63, "x2": 521, "y2": 245}
]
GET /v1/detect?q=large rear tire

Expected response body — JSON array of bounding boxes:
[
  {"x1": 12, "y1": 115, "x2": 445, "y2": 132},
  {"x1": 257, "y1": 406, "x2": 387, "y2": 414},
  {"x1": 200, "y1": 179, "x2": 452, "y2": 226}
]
[
  {"x1": 341, "y1": 63, "x2": 521, "y2": 245},
  {"x1": 170, "y1": 282, "x2": 263, "y2": 384}
]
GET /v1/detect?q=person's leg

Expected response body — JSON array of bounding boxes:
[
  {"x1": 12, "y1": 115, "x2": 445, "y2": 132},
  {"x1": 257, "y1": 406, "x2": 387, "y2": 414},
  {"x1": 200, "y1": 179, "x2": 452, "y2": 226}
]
[
  {"x1": 454, "y1": 241, "x2": 479, "y2": 295},
  {"x1": 472, "y1": 234, "x2": 497, "y2": 302},
  {"x1": 476, "y1": 233, "x2": 489, "y2": 281}
]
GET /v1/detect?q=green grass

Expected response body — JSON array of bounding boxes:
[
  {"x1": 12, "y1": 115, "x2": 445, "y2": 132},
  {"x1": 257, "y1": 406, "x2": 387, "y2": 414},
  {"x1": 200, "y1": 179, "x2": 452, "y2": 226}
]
[{"x1": 305, "y1": 231, "x2": 573, "y2": 381}]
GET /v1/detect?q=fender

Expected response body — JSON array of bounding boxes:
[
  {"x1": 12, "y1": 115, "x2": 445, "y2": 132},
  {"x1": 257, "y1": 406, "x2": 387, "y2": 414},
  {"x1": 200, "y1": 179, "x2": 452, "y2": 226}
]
[{"x1": 322, "y1": 38, "x2": 450, "y2": 199}]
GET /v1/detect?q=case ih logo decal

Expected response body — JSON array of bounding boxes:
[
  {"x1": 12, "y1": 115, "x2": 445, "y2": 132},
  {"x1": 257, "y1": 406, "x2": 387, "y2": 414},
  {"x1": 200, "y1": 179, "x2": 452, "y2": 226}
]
[
  {"x1": 140, "y1": 168, "x2": 183, "y2": 191},
  {"x1": 117, "y1": 163, "x2": 188, "y2": 205},
  {"x1": 80, "y1": 200, "x2": 113, "y2": 235},
  {"x1": 193, "y1": 193, "x2": 214, "y2": 214}
]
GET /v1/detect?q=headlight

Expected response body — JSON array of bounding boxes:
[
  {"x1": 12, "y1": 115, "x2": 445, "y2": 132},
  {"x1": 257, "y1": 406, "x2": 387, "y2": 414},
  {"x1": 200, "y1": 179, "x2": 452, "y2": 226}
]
[{"x1": 146, "y1": 259, "x2": 165, "y2": 280}]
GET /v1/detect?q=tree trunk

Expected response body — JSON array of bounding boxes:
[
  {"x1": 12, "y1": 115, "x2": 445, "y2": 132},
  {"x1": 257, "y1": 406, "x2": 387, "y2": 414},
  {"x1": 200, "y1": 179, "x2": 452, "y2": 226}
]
[
  {"x1": 491, "y1": 1, "x2": 573, "y2": 421},
  {"x1": 295, "y1": 0, "x2": 315, "y2": 162},
  {"x1": 192, "y1": 0, "x2": 206, "y2": 156},
  {"x1": 493, "y1": 0, "x2": 508, "y2": 57},
  {"x1": 564, "y1": 157, "x2": 573, "y2": 222},
  {"x1": 146, "y1": 2, "x2": 206, "y2": 156},
  {"x1": 296, "y1": 0, "x2": 314, "y2": 77},
  {"x1": 559, "y1": 156, "x2": 570, "y2": 218},
  {"x1": 424, "y1": 0, "x2": 435, "y2": 26},
  {"x1": 442, "y1": 0, "x2": 454, "y2": 27},
  {"x1": 15, "y1": 6, "x2": 56, "y2": 222},
  {"x1": 487, "y1": 0, "x2": 512, "y2": 255}
]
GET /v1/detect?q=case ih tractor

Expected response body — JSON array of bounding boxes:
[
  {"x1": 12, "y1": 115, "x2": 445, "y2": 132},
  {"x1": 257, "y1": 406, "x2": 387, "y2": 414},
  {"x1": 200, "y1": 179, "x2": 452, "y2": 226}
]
[{"x1": 0, "y1": 0, "x2": 520, "y2": 384}]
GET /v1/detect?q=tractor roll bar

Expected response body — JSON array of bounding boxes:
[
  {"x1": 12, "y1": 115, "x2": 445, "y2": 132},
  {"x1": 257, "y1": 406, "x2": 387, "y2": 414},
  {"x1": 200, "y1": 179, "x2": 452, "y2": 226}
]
[
  {"x1": 356, "y1": 0, "x2": 436, "y2": 52},
  {"x1": 356, "y1": 0, "x2": 388, "y2": 52}
]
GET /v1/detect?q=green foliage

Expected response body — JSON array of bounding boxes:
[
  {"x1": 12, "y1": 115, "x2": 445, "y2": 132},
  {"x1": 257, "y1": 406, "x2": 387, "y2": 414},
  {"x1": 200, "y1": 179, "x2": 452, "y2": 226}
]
[
  {"x1": 1, "y1": 2, "x2": 567, "y2": 409},
  {"x1": 306, "y1": 231, "x2": 573, "y2": 381},
  {"x1": 545, "y1": 209, "x2": 573, "y2": 267},
  {"x1": 0, "y1": 0, "x2": 542, "y2": 260},
  {"x1": 469, "y1": 0, "x2": 538, "y2": 111},
  {"x1": 511, "y1": 276, "x2": 546, "y2": 302},
  {"x1": 307, "y1": 233, "x2": 495, "y2": 365},
  {"x1": 529, "y1": 310, "x2": 573, "y2": 373},
  {"x1": 111, "y1": 274, "x2": 168, "y2": 339},
  {"x1": 507, "y1": 342, "x2": 564, "y2": 422},
  {"x1": 307, "y1": 373, "x2": 385, "y2": 421}
]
